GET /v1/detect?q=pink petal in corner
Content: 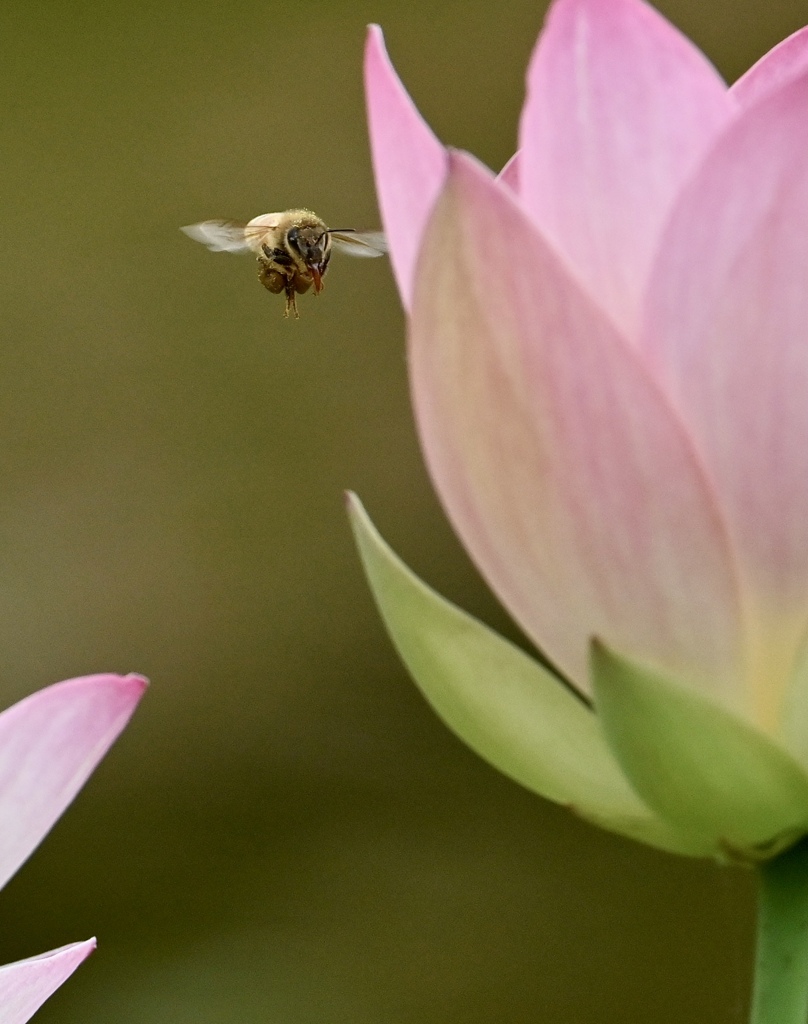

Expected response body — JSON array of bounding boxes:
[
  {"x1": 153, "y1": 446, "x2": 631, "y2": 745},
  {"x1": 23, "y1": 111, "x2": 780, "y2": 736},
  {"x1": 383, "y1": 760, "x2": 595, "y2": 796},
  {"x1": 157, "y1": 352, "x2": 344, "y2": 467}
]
[
  {"x1": 0, "y1": 673, "x2": 147, "y2": 890},
  {"x1": 0, "y1": 939, "x2": 96, "y2": 1024}
]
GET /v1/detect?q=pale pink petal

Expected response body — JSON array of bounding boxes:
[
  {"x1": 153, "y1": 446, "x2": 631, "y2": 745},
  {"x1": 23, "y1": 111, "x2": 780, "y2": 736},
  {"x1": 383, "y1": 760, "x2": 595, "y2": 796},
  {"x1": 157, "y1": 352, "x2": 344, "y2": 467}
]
[
  {"x1": 410, "y1": 151, "x2": 744, "y2": 704},
  {"x1": 642, "y1": 73, "x2": 808, "y2": 729},
  {"x1": 497, "y1": 152, "x2": 520, "y2": 193},
  {"x1": 519, "y1": 0, "x2": 732, "y2": 339},
  {"x1": 0, "y1": 940, "x2": 95, "y2": 1024},
  {"x1": 364, "y1": 26, "x2": 447, "y2": 311},
  {"x1": 731, "y1": 26, "x2": 808, "y2": 107},
  {"x1": 0, "y1": 674, "x2": 146, "y2": 890}
]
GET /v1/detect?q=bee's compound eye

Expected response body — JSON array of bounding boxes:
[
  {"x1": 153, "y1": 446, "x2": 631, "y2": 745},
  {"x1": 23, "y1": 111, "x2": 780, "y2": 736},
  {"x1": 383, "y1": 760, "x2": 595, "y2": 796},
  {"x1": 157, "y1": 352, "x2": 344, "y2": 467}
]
[{"x1": 286, "y1": 227, "x2": 301, "y2": 252}]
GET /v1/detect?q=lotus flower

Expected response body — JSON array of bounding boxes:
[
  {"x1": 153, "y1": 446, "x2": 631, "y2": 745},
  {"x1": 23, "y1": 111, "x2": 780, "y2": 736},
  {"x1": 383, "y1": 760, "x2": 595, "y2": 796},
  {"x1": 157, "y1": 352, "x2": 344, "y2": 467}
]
[
  {"x1": 0, "y1": 673, "x2": 145, "y2": 1022},
  {"x1": 350, "y1": 0, "x2": 808, "y2": 862}
]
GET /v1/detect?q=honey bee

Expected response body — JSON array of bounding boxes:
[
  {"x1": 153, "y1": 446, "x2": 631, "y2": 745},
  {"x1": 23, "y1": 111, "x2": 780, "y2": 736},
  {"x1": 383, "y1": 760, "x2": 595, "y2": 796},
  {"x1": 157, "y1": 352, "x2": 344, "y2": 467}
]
[{"x1": 181, "y1": 209, "x2": 387, "y2": 318}]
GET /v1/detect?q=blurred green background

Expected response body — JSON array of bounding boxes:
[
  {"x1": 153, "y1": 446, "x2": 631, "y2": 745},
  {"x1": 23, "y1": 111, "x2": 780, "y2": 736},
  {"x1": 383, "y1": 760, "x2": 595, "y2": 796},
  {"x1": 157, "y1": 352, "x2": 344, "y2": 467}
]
[{"x1": 0, "y1": 0, "x2": 803, "y2": 1021}]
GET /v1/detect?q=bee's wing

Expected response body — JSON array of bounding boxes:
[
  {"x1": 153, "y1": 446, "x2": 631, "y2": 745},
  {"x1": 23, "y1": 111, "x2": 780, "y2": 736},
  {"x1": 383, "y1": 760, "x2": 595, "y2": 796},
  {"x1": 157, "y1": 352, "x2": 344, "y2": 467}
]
[
  {"x1": 181, "y1": 220, "x2": 256, "y2": 254},
  {"x1": 329, "y1": 230, "x2": 388, "y2": 258}
]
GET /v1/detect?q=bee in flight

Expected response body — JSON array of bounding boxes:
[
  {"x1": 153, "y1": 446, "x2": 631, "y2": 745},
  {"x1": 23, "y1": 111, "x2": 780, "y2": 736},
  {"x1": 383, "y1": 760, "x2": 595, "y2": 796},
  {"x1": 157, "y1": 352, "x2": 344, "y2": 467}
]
[{"x1": 181, "y1": 209, "x2": 387, "y2": 318}]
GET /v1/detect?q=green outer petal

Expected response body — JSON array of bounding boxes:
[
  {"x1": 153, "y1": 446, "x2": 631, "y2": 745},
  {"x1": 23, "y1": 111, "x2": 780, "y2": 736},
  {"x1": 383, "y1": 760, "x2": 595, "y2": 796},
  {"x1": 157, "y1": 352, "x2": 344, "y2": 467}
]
[
  {"x1": 591, "y1": 641, "x2": 808, "y2": 859},
  {"x1": 348, "y1": 493, "x2": 713, "y2": 857}
]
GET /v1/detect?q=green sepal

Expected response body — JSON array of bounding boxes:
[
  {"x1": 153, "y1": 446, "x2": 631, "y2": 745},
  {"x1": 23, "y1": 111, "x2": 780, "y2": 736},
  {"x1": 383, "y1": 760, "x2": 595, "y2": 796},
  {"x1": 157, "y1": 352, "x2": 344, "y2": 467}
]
[
  {"x1": 591, "y1": 641, "x2": 808, "y2": 862},
  {"x1": 347, "y1": 493, "x2": 713, "y2": 857}
]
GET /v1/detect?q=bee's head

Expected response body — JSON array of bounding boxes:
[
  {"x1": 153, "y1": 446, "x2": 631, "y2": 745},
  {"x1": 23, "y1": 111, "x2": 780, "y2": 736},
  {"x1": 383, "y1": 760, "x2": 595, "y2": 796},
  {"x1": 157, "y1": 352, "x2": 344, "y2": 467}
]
[{"x1": 286, "y1": 224, "x2": 331, "y2": 292}]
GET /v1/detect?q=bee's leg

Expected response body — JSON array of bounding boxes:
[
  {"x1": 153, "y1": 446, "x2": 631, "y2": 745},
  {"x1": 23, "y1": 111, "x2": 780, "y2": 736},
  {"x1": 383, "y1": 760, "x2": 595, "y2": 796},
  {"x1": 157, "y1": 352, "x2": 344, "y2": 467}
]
[{"x1": 283, "y1": 279, "x2": 300, "y2": 319}]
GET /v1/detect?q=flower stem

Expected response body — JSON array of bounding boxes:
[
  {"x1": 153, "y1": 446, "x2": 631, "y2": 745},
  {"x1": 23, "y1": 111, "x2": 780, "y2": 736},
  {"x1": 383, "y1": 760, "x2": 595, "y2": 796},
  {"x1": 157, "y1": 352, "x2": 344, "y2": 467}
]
[{"x1": 751, "y1": 838, "x2": 808, "y2": 1024}]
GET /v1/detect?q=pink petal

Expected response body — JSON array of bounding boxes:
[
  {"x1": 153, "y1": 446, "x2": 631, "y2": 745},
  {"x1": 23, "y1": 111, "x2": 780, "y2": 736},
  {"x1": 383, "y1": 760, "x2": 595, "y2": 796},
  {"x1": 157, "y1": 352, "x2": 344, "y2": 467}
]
[
  {"x1": 0, "y1": 674, "x2": 146, "y2": 890},
  {"x1": 364, "y1": 26, "x2": 447, "y2": 311},
  {"x1": 0, "y1": 940, "x2": 95, "y2": 1024},
  {"x1": 497, "y1": 152, "x2": 520, "y2": 193},
  {"x1": 518, "y1": 0, "x2": 732, "y2": 339},
  {"x1": 731, "y1": 26, "x2": 808, "y2": 108},
  {"x1": 642, "y1": 72, "x2": 808, "y2": 729},
  {"x1": 410, "y1": 151, "x2": 745, "y2": 703}
]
